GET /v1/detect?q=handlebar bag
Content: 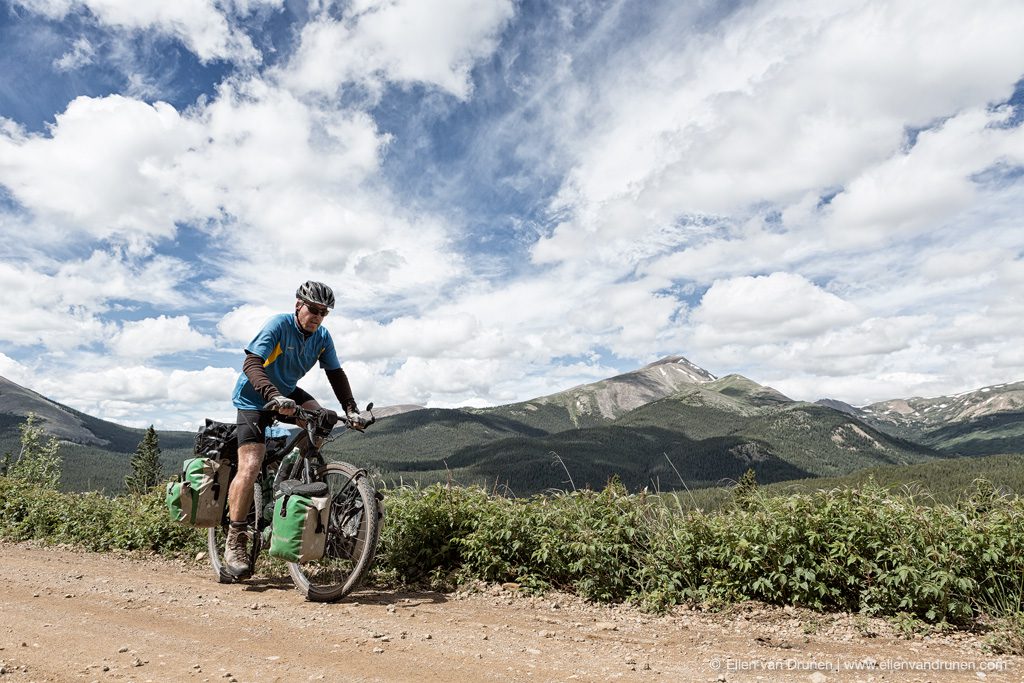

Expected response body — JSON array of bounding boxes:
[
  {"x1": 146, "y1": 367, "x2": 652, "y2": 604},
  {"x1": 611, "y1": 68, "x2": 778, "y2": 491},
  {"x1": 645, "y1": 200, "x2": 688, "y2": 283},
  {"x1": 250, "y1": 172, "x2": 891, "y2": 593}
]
[
  {"x1": 269, "y1": 480, "x2": 330, "y2": 563},
  {"x1": 165, "y1": 457, "x2": 231, "y2": 527}
]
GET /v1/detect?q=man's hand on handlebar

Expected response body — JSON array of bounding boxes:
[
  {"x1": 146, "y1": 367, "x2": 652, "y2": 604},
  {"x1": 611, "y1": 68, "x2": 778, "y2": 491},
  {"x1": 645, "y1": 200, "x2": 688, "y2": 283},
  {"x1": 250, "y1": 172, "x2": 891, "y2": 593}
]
[
  {"x1": 345, "y1": 409, "x2": 368, "y2": 431},
  {"x1": 266, "y1": 395, "x2": 297, "y2": 416}
]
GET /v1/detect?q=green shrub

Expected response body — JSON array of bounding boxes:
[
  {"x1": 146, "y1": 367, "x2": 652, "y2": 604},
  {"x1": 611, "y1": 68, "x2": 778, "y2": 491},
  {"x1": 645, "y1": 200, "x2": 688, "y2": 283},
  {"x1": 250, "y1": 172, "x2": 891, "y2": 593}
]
[
  {"x1": 0, "y1": 476, "x2": 205, "y2": 555},
  {"x1": 458, "y1": 480, "x2": 652, "y2": 599},
  {"x1": 376, "y1": 484, "x2": 498, "y2": 584},
  {"x1": 2, "y1": 474, "x2": 1022, "y2": 627}
]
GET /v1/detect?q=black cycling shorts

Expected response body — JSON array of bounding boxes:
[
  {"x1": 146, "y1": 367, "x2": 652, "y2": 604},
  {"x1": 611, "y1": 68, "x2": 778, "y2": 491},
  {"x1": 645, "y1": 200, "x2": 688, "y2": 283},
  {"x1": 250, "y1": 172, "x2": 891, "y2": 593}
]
[{"x1": 236, "y1": 386, "x2": 315, "y2": 446}]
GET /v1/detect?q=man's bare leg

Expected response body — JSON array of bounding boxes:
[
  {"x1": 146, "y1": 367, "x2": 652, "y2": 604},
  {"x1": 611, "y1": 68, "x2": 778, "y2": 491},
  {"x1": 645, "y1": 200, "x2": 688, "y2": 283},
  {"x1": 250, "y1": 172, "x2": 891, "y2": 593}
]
[
  {"x1": 224, "y1": 441, "x2": 265, "y2": 576},
  {"x1": 229, "y1": 442, "x2": 265, "y2": 522}
]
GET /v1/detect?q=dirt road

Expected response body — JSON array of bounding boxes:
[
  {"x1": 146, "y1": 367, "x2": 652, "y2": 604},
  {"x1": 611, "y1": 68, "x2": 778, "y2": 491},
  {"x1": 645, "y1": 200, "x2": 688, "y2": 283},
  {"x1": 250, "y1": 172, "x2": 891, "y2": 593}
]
[{"x1": 0, "y1": 542, "x2": 1019, "y2": 682}]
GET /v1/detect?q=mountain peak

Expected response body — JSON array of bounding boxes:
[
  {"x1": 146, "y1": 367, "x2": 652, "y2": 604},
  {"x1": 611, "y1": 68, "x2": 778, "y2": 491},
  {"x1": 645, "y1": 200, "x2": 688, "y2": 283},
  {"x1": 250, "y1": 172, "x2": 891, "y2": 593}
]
[
  {"x1": 816, "y1": 398, "x2": 861, "y2": 416},
  {"x1": 531, "y1": 355, "x2": 717, "y2": 422},
  {"x1": 642, "y1": 356, "x2": 718, "y2": 382}
]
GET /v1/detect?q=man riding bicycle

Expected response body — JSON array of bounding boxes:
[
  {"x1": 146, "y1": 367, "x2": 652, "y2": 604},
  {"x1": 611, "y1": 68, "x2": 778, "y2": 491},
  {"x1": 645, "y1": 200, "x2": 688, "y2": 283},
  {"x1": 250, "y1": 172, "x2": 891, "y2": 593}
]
[{"x1": 226, "y1": 280, "x2": 366, "y2": 577}]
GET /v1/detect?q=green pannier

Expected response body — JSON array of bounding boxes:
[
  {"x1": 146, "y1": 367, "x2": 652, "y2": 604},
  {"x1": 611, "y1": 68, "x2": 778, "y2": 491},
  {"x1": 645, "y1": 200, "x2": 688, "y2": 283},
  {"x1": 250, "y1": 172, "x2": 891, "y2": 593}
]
[
  {"x1": 269, "y1": 480, "x2": 330, "y2": 564},
  {"x1": 165, "y1": 457, "x2": 231, "y2": 527}
]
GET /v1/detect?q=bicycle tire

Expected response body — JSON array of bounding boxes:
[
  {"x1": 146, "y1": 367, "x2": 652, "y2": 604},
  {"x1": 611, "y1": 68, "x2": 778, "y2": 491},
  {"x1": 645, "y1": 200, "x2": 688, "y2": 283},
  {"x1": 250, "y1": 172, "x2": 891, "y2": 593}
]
[
  {"x1": 287, "y1": 462, "x2": 382, "y2": 602},
  {"x1": 207, "y1": 480, "x2": 262, "y2": 583}
]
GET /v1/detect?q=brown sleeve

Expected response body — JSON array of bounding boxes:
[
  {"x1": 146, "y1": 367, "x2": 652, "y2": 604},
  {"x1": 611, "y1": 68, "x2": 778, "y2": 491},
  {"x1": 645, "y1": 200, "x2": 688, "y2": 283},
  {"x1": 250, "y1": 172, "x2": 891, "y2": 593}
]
[
  {"x1": 243, "y1": 352, "x2": 282, "y2": 403},
  {"x1": 326, "y1": 367, "x2": 357, "y2": 414}
]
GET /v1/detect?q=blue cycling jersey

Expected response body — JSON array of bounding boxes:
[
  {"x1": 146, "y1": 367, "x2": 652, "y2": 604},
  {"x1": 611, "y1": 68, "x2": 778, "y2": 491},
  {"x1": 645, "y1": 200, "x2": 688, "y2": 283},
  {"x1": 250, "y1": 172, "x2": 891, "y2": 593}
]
[{"x1": 231, "y1": 313, "x2": 342, "y2": 411}]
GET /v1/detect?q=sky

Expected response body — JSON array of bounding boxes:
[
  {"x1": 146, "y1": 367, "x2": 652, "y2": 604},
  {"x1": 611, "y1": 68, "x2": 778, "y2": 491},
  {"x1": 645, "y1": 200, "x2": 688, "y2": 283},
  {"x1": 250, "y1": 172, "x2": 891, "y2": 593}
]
[{"x1": 0, "y1": 0, "x2": 1022, "y2": 431}]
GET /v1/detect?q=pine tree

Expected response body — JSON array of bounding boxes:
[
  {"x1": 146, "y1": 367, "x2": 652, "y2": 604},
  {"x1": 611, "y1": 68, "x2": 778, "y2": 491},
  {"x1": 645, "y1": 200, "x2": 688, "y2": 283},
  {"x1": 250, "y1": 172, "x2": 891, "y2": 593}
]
[
  {"x1": 8, "y1": 413, "x2": 62, "y2": 489},
  {"x1": 125, "y1": 425, "x2": 162, "y2": 495},
  {"x1": 732, "y1": 467, "x2": 759, "y2": 509}
]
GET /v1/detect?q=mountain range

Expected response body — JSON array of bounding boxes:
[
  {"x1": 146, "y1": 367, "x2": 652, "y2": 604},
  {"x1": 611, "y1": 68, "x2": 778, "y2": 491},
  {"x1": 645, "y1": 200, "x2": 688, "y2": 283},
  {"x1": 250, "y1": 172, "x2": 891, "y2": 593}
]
[
  {"x1": 1, "y1": 357, "x2": 1020, "y2": 495},
  {"x1": 323, "y1": 357, "x2": 936, "y2": 494}
]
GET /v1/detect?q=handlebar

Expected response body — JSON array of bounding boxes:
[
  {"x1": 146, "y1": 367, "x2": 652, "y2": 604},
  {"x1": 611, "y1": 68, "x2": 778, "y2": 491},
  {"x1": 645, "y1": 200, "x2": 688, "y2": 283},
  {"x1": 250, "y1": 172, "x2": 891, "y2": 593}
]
[{"x1": 261, "y1": 400, "x2": 376, "y2": 432}]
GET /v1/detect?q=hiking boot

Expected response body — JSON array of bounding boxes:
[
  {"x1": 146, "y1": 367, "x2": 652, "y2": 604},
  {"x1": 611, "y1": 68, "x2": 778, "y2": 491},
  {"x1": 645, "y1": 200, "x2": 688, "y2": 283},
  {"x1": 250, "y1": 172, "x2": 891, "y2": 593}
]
[{"x1": 224, "y1": 523, "x2": 250, "y2": 577}]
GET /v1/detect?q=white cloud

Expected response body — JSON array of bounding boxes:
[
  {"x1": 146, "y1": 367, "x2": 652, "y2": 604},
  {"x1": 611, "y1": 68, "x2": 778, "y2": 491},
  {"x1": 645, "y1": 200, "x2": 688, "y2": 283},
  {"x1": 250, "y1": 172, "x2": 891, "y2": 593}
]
[
  {"x1": 386, "y1": 356, "x2": 506, "y2": 404},
  {"x1": 994, "y1": 346, "x2": 1024, "y2": 370},
  {"x1": 820, "y1": 107, "x2": 1024, "y2": 248},
  {"x1": 25, "y1": 364, "x2": 239, "y2": 430},
  {"x1": 918, "y1": 248, "x2": 1006, "y2": 282},
  {"x1": 53, "y1": 250, "x2": 193, "y2": 307},
  {"x1": 225, "y1": 0, "x2": 282, "y2": 14},
  {"x1": 690, "y1": 272, "x2": 862, "y2": 342},
  {"x1": 330, "y1": 313, "x2": 481, "y2": 361},
  {"x1": 773, "y1": 372, "x2": 947, "y2": 408},
  {"x1": 807, "y1": 316, "x2": 933, "y2": 360},
  {"x1": 186, "y1": 79, "x2": 388, "y2": 203},
  {"x1": 0, "y1": 250, "x2": 192, "y2": 351},
  {"x1": 216, "y1": 304, "x2": 278, "y2": 348},
  {"x1": 282, "y1": 0, "x2": 515, "y2": 99},
  {"x1": 0, "y1": 95, "x2": 203, "y2": 247},
  {"x1": 11, "y1": 0, "x2": 74, "y2": 18},
  {"x1": 337, "y1": 355, "x2": 630, "y2": 410},
  {"x1": 0, "y1": 353, "x2": 34, "y2": 386},
  {"x1": 530, "y1": 0, "x2": 1024, "y2": 269},
  {"x1": 169, "y1": 78, "x2": 465, "y2": 309},
  {"x1": 15, "y1": 0, "x2": 272, "y2": 63},
  {"x1": 1, "y1": 73, "x2": 467, "y2": 308},
  {"x1": 165, "y1": 366, "x2": 238, "y2": 406},
  {"x1": 109, "y1": 315, "x2": 216, "y2": 359},
  {"x1": 53, "y1": 37, "x2": 95, "y2": 71}
]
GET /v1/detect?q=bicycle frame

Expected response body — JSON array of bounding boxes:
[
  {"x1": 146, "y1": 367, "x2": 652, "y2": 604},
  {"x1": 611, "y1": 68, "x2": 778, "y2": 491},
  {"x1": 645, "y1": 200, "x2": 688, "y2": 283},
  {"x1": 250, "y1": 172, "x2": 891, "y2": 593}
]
[
  {"x1": 265, "y1": 404, "x2": 373, "y2": 489},
  {"x1": 265, "y1": 418, "x2": 323, "y2": 484}
]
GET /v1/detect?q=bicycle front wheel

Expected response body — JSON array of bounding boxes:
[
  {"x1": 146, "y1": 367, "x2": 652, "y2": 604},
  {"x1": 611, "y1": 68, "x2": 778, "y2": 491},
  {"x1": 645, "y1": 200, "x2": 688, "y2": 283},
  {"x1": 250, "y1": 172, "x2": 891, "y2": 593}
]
[{"x1": 287, "y1": 462, "x2": 382, "y2": 602}]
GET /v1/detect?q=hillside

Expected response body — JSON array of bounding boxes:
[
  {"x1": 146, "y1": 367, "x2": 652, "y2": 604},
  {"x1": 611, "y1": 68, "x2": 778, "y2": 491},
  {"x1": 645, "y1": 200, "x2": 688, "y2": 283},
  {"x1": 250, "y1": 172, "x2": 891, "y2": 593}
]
[
  {"x1": 769, "y1": 452, "x2": 1024, "y2": 501},
  {"x1": 864, "y1": 381, "x2": 1024, "y2": 426},
  {"x1": 0, "y1": 376, "x2": 115, "y2": 447},
  {"x1": 858, "y1": 381, "x2": 1024, "y2": 455},
  {"x1": 0, "y1": 376, "x2": 194, "y2": 492},
  {"x1": 678, "y1": 452, "x2": 1024, "y2": 512},
  {"x1": 704, "y1": 374, "x2": 792, "y2": 407}
]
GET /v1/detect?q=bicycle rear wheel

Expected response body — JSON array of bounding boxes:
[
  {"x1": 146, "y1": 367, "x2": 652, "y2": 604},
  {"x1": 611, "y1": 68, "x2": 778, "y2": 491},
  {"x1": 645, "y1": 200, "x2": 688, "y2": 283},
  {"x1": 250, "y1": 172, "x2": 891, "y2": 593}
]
[
  {"x1": 207, "y1": 481, "x2": 263, "y2": 583},
  {"x1": 287, "y1": 462, "x2": 382, "y2": 602}
]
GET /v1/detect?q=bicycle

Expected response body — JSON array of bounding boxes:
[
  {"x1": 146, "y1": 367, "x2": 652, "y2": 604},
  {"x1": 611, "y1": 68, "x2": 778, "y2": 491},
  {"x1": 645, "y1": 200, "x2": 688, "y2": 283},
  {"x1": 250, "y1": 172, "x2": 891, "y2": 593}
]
[{"x1": 207, "y1": 403, "x2": 383, "y2": 602}]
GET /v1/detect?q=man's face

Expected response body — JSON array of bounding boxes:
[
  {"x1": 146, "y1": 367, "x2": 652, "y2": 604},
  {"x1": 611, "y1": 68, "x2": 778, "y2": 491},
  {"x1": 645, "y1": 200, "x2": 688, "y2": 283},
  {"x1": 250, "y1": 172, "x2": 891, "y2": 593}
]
[{"x1": 296, "y1": 300, "x2": 329, "y2": 333}]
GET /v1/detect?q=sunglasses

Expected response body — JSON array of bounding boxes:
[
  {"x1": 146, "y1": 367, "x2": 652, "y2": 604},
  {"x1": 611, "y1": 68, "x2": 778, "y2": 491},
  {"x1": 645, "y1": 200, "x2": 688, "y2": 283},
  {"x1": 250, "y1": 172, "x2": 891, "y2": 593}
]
[{"x1": 304, "y1": 303, "x2": 330, "y2": 317}]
